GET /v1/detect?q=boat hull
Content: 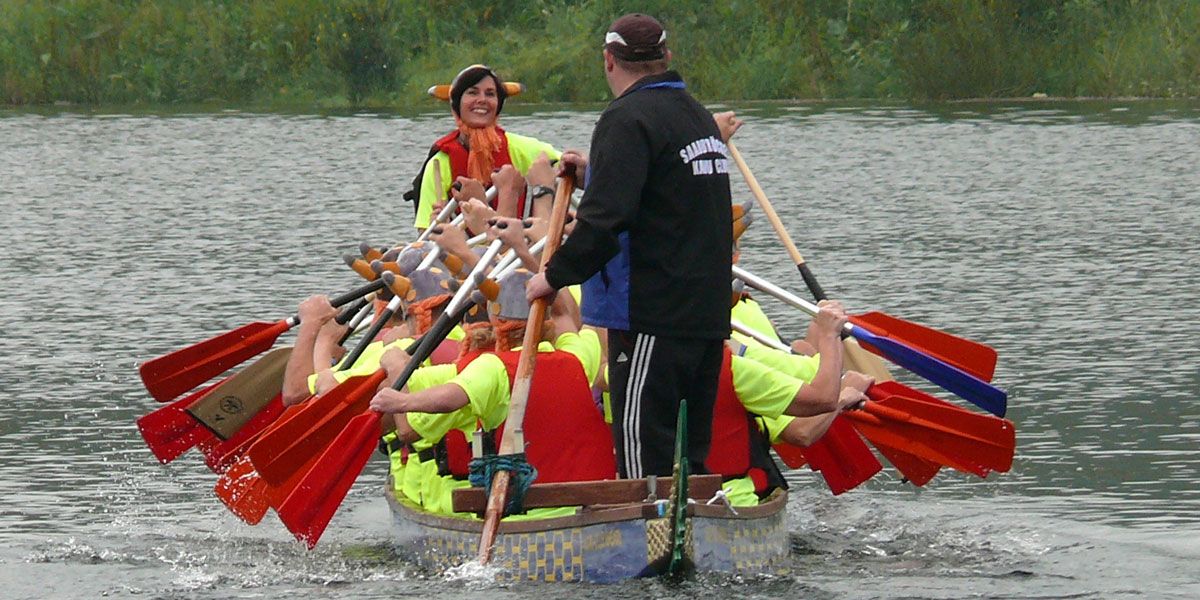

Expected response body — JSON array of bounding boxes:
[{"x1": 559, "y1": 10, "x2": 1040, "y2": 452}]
[{"x1": 385, "y1": 485, "x2": 790, "y2": 583}]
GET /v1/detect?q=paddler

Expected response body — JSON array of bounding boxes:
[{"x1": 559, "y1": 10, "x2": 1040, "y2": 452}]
[
  {"x1": 369, "y1": 266, "x2": 614, "y2": 515},
  {"x1": 405, "y1": 64, "x2": 562, "y2": 232}
]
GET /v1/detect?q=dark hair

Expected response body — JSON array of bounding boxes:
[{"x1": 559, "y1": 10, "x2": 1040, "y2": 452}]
[{"x1": 450, "y1": 66, "x2": 508, "y2": 116}]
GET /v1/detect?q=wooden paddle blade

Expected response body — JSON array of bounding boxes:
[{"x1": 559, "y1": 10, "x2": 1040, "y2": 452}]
[
  {"x1": 844, "y1": 408, "x2": 989, "y2": 477},
  {"x1": 276, "y1": 412, "x2": 382, "y2": 549},
  {"x1": 201, "y1": 395, "x2": 285, "y2": 473},
  {"x1": 136, "y1": 380, "x2": 224, "y2": 463},
  {"x1": 869, "y1": 394, "x2": 1015, "y2": 473},
  {"x1": 214, "y1": 455, "x2": 271, "y2": 525},
  {"x1": 139, "y1": 320, "x2": 290, "y2": 402},
  {"x1": 850, "y1": 312, "x2": 997, "y2": 382},
  {"x1": 185, "y1": 346, "x2": 291, "y2": 439},
  {"x1": 848, "y1": 323, "x2": 1008, "y2": 417},
  {"x1": 800, "y1": 416, "x2": 882, "y2": 495},
  {"x1": 247, "y1": 370, "x2": 384, "y2": 485}
]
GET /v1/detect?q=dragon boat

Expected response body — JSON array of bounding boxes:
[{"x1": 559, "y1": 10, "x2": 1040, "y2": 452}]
[{"x1": 384, "y1": 474, "x2": 790, "y2": 583}]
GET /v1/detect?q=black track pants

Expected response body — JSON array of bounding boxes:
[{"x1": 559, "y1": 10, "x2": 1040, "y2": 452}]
[{"x1": 607, "y1": 329, "x2": 723, "y2": 478}]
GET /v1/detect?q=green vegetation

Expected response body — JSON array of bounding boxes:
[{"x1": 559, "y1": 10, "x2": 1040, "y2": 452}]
[{"x1": 3, "y1": 0, "x2": 1198, "y2": 107}]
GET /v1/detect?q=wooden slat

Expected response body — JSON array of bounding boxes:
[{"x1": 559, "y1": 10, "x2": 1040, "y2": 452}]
[{"x1": 452, "y1": 474, "x2": 724, "y2": 513}]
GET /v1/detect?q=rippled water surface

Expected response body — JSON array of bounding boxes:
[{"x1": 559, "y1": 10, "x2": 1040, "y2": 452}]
[{"x1": 1, "y1": 100, "x2": 1198, "y2": 599}]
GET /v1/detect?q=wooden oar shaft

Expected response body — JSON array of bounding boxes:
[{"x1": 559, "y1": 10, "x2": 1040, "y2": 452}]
[
  {"x1": 477, "y1": 178, "x2": 574, "y2": 564},
  {"x1": 729, "y1": 143, "x2": 805, "y2": 265},
  {"x1": 729, "y1": 142, "x2": 827, "y2": 300}
]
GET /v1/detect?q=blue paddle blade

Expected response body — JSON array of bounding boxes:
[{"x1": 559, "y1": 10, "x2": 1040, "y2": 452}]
[{"x1": 849, "y1": 324, "x2": 1008, "y2": 417}]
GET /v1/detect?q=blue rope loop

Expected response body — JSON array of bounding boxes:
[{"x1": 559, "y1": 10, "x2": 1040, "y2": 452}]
[{"x1": 468, "y1": 453, "x2": 538, "y2": 516}]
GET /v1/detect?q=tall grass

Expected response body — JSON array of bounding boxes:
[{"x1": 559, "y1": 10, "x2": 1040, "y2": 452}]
[{"x1": 2, "y1": 0, "x2": 1198, "y2": 106}]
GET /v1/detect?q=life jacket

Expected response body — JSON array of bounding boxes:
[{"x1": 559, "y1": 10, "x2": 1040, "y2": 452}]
[
  {"x1": 430, "y1": 127, "x2": 528, "y2": 221},
  {"x1": 705, "y1": 347, "x2": 788, "y2": 494},
  {"x1": 495, "y1": 349, "x2": 617, "y2": 483}
]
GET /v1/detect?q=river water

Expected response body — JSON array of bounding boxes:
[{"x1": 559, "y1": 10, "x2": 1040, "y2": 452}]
[{"x1": 1, "y1": 100, "x2": 1198, "y2": 599}]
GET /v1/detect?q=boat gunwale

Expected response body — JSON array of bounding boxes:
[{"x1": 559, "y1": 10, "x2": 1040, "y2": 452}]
[{"x1": 385, "y1": 483, "x2": 788, "y2": 534}]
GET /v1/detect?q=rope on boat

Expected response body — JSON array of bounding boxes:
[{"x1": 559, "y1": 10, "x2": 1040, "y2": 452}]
[{"x1": 469, "y1": 453, "x2": 538, "y2": 516}]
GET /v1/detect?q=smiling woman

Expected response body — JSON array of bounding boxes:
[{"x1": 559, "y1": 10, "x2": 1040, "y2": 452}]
[{"x1": 406, "y1": 64, "x2": 562, "y2": 232}]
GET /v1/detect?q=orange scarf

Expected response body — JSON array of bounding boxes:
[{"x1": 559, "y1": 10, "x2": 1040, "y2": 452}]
[{"x1": 454, "y1": 116, "x2": 503, "y2": 184}]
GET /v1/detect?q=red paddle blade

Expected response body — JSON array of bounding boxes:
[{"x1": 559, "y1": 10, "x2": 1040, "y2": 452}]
[
  {"x1": 844, "y1": 408, "x2": 988, "y2": 477},
  {"x1": 200, "y1": 395, "x2": 286, "y2": 473},
  {"x1": 136, "y1": 380, "x2": 224, "y2": 463},
  {"x1": 850, "y1": 311, "x2": 997, "y2": 382},
  {"x1": 276, "y1": 411, "x2": 382, "y2": 549},
  {"x1": 268, "y1": 448, "x2": 325, "y2": 510},
  {"x1": 865, "y1": 439, "x2": 940, "y2": 486},
  {"x1": 772, "y1": 442, "x2": 808, "y2": 469},
  {"x1": 215, "y1": 455, "x2": 271, "y2": 525},
  {"x1": 139, "y1": 320, "x2": 290, "y2": 402},
  {"x1": 872, "y1": 380, "x2": 1016, "y2": 446},
  {"x1": 869, "y1": 394, "x2": 1015, "y2": 473},
  {"x1": 247, "y1": 370, "x2": 384, "y2": 485},
  {"x1": 800, "y1": 416, "x2": 882, "y2": 495}
]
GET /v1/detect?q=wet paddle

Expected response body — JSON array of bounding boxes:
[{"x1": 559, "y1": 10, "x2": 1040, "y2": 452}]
[
  {"x1": 732, "y1": 265, "x2": 1008, "y2": 417},
  {"x1": 136, "y1": 379, "x2": 226, "y2": 464},
  {"x1": 731, "y1": 319, "x2": 930, "y2": 486},
  {"x1": 477, "y1": 179, "x2": 574, "y2": 564},
  {"x1": 139, "y1": 278, "x2": 386, "y2": 402},
  {"x1": 138, "y1": 305, "x2": 360, "y2": 467}
]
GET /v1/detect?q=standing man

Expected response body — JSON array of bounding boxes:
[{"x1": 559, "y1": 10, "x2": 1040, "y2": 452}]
[{"x1": 526, "y1": 13, "x2": 734, "y2": 478}]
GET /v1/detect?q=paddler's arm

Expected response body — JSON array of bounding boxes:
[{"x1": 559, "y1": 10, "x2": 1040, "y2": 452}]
[
  {"x1": 788, "y1": 301, "x2": 847, "y2": 415},
  {"x1": 370, "y1": 382, "x2": 469, "y2": 415},
  {"x1": 282, "y1": 295, "x2": 336, "y2": 406},
  {"x1": 491, "y1": 164, "x2": 525, "y2": 219},
  {"x1": 526, "y1": 152, "x2": 556, "y2": 220}
]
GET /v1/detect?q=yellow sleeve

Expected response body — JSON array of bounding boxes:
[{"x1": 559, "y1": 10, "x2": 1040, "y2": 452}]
[
  {"x1": 407, "y1": 409, "x2": 477, "y2": 447},
  {"x1": 740, "y1": 343, "x2": 820, "y2": 382},
  {"x1": 505, "y1": 132, "x2": 561, "y2": 172},
  {"x1": 729, "y1": 354, "x2": 804, "y2": 419},
  {"x1": 553, "y1": 329, "x2": 601, "y2": 385},
  {"x1": 447, "y1": 324, "x2": 465, "y2": 342},
  {"x1": 407, "y1": 363, "x2": 458, "y2": 392},
  {"x1": 404, "y1": 363, "x2": 476, "y2": 449},
  {"x1": 415, "y1": 150, "x2": 453, "y2": 230},
  {"x1": 332, "y1": 337, "x2": 415, "y2": 381},
  {"x1": 760, "y1": 414, "x2": 797, "y2": 445},
  {"x1": 566, "y1": 284, "x2": 582, "y2": 305},
  {"x1": 730, "y1": 297, "x2": 781, "y2": 345},
  {"x1": 449, "y1": 354, "x2": 511, "y2": 428}
]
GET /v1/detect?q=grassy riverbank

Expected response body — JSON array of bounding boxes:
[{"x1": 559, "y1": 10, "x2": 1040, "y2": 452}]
[{"x1": 3, "y1": 0, "x2": 1198, "y2": 107}]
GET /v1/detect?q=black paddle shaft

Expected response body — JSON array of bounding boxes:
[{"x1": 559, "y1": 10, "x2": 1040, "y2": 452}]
[
  {"x1": 387, "y1": 301, "x2": 473, "y2": 392},
  {"x1": 290, "y1": 278, "x2": 386, "y2": 327},
  {"x1": 796, "y1": 262, "x2": 827, "y2": 302}
]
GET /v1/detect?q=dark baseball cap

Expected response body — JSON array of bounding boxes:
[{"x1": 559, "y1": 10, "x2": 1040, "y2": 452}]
[{"x1": 604, "y1": 13, "x2": 667, "y2": 62}]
